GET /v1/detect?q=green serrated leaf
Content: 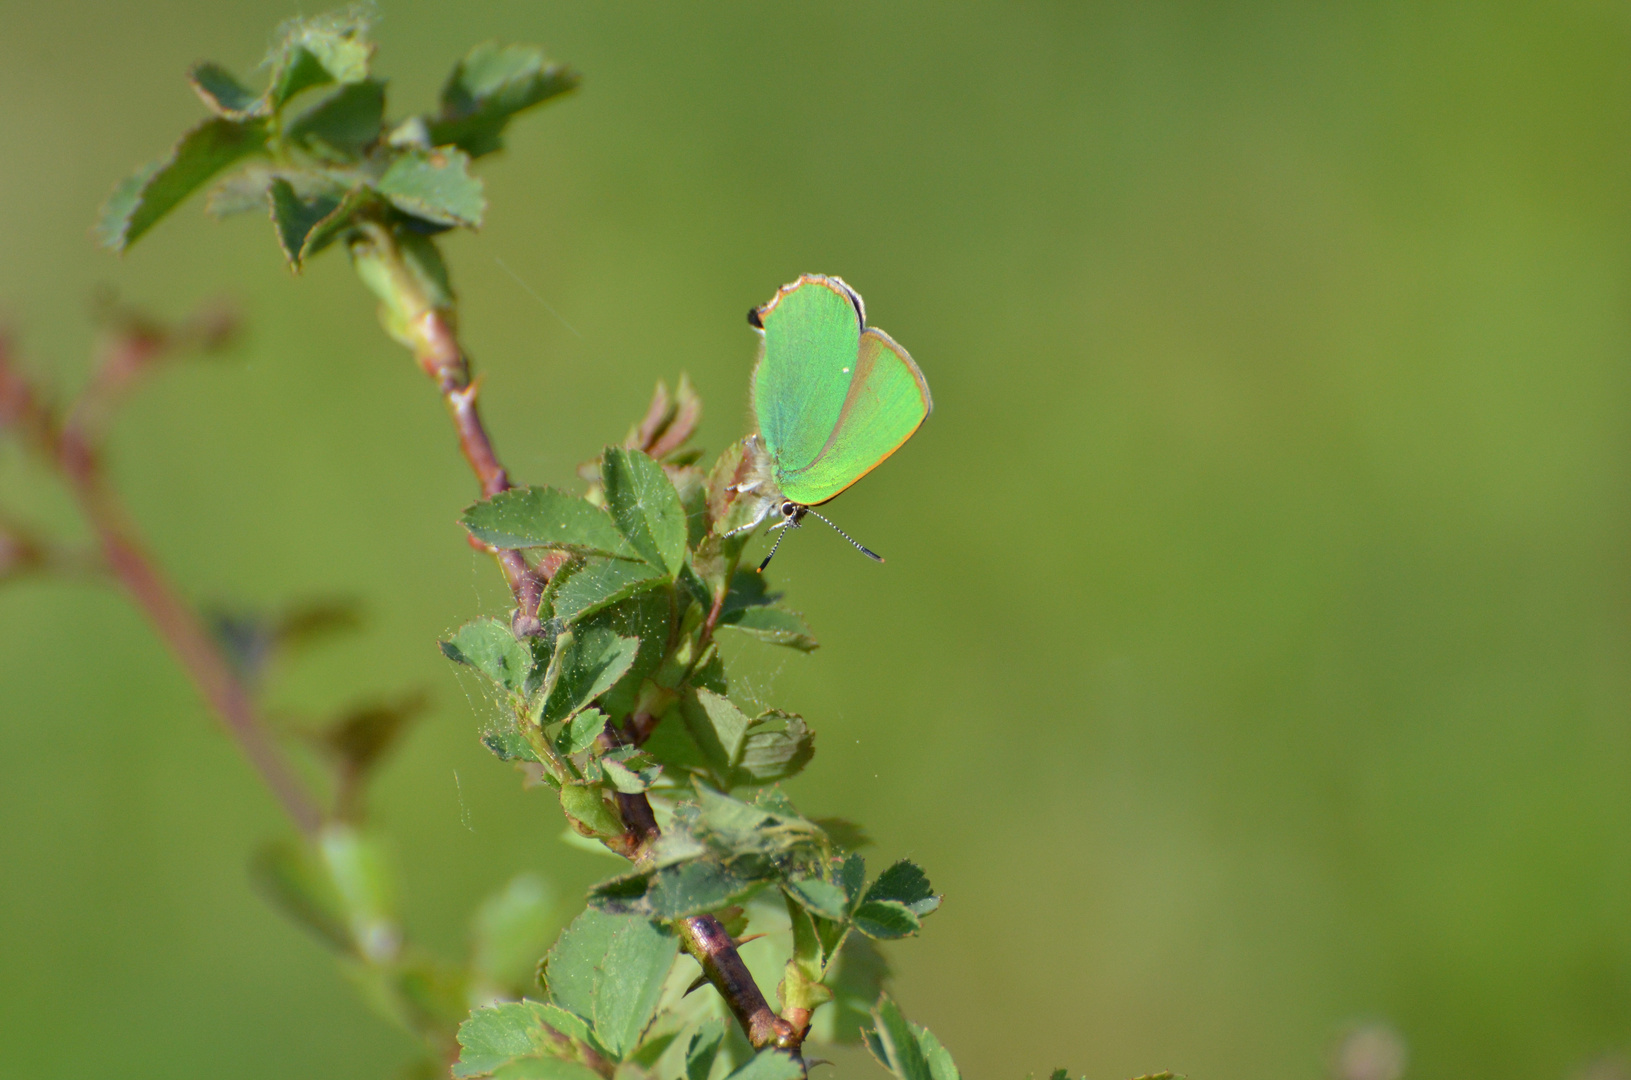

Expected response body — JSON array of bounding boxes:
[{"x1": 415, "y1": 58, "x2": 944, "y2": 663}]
[
  {"x1": 601, "y1": 748, "x2": 661, "y2": 794},
  {"x1": 463, "y1": 487, "x2": 640, "y2": 558},
  {"x1": 429, "y1": 41, "x2": 580, "y2": 158},
  {"x1": 377, "y1": 147, "x2": 485, "y2": 228},
  {"x1": 300, "y1": 186, "x2": 368, "y2": 260},
  {"x1": 484, "y1": 726, "x2": 542, "y2": 763},
  {"x1": 542, "y1": 909, "x2": 679, "y2": 1062},
  {"x1": 752, "y1": 787, "x2": 799, "y2": 816},
  {"x1": 588, "y1": 857, "x2": 759, "y2": 920},
  {"x1": 629, "y1": 1031, "x2": 681, "y2": 1071},
  {"x1": 678, "y1": 466, "x2": 710, "y2": 549},
  {"x1": 685, "y1": 1019, "x2": 726, "y2": 1080},
  {"x1": 472, "y1": 872, "x2": 555, "y2": 990},
  {"x1": 455, "y1": 1000, "x2": 557, "y2": 1077},
  {"x1": 269, "y1": 178, "x2": 344, "y2": 268},
  {"x1": 686, "y1": 688, "x2": 752, "y2": 772},
  {"x1": 641, "y1": 711, "x2": 711, "y2": 777},
  {"x1": 602, "y1": 447, "x2": 688, "y2": 577},
  {"x1": 267, "y1": 10, "x2": 373, "y2": 107},
  {"x1": 442, "y1": 617, "x2": 532, "y2": 694},
  {"x1": 272, "y1": 46, "x2": 338, "y2": 107},
  {"x1": 692, "y1": 786, "x2": 826, "y2": 866},
  {"x1": 692, "y1": 650, "x2": 728, "y2": 696},
  {"x1": 586, "y1": 590, "x2": 672, "y2": 718},
  {"x1": 594, "y1": 919, "x2": 681, "y2": 1060},
  {"x1": 853, "y1": 900, "x2": 922, "y2": 941},
  {"x1": 867, "y1": 996, "x2": 935, "y2": 1080},
  {"x1": 918, "y1": 1027, "x2": 961, "y2": 1080},
  {"x1": 864, "y1": 860, "x2": 940, "y2": 917},
  {"x1": 558, "y1": 783, "x2": 624, "y2": 840},
  {"x1": 724, "y1": 1050, "x2": 805, "y2": 1080},
  {"x1": 188, "y1": 62, "x2": 264, "y2": 118},
  {"x1": 547, "y1": 557, "x2": 669, "y2": 624},
  {"x1": 208, "y1": 164, "x2": 347, "y2": 220},
  {"x1": 716, "y1": 605, "x2": 818, "y2": 652},
  {"x1": 735, "y1": 712, "x2": 814, "y2": 785},
  {"x1": 784, "y1": 877, "x2": 849, "y2": 921},
  {"x1": 286, "y1": 78, "x2": 386, "y2": 157},
  {"x1": 206, "y1": 164, "x2": 276, "y2": 217},
  {"x1": 531, "y1": 1000, "x2": 596, "y2": 1049},
  {"x1": 556, "y1": 707, "x2": 607, "y2": 755},
  {"x1": 98, "y1": 117, "x2": 268, "y2": 251},
  {"x1": 540, "y1": 626, "x2": 639, "y2": 726},
  {"x1": 454, "y1": 1000, "x2": 603, "y2": 1080},
  {"x1": 838, "y1": 852, "x2": 868, "y2": 909}
]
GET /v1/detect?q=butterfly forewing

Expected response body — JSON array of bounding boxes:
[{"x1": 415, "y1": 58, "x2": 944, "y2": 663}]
[{"x1": 752, "y1": 276, "x2": 863, "y2": 474}]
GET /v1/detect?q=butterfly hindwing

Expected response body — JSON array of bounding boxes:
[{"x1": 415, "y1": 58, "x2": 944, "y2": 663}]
[{"x1": 777, "y1": 325, "x2": 931, "y2": 505}]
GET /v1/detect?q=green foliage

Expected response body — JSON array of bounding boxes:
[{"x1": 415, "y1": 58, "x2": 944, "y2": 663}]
[
  {"x1": 80, "y1": 12, "x2": 1137, "y2": 1080},
  {"x1": 377, "y1": 148, "x2": 485, "y2": 228},
  {"x1": 462, "y1": 487, "x2": 639, "y2": 558},
  {"x1": 865, "y1": 996, "x2": 960, "y2": 1080},
  {"x1": 96, "y1": 8, "x2": 573, "y2": 276},
  {"x1": 430, "y1": 41, "x2": 580, "y2": 158},
  {"x1": 602, "y1": 447, "x2": 689, "y2": 577},
  {"x1": 453, "y1": 1000, "x2": 602, "y2": 1080},
  {"x1": 539, "y1": 909, "x2": 679, "y2": 1060},
  {"x1": 98, "y1": 118, "x2": 269, "y2": 251},
  {"x1": 285, "y1": 79, "x2": 386, "y2": 157},
  {"x1": 442, "y1": 616, "x2": 532, "y2": 695},
  {"x1": 724, "y1": 1050, "x2": 806, "y2": 1080}
]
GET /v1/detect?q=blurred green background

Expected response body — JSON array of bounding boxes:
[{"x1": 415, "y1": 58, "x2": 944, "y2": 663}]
[{"x1": 4, "y1": 2, "x2": 1631, "y2": 1078}]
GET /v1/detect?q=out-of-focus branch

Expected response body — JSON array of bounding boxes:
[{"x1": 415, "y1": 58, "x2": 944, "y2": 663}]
[{"x1": 0, "y1": 320, "x2": 324, "y2": 836}]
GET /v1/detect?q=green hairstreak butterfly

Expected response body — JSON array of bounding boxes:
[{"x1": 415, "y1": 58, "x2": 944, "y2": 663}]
[{"x1": 728, "y1": 274, "x2": 932, "y2": 571}]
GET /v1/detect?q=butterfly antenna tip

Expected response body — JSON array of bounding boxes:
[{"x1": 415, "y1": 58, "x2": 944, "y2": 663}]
[
  {"x1": 806, "y1": 509, "x2": 885, "y2": 563},
  {"x1": 757, "y1": 528, "x2": 789, "y2": 572}
]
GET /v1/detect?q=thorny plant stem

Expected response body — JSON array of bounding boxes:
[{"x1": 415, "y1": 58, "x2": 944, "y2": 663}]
[
  {"x1": 410, "y1": 308, "x2": 543, "y2": 626},
  {"x1": 391, "y1": 269, "x2": 796, "y2": 1053},
  {"x1": 679, "y1": 914, "x2": 798, "y2": 1051},
  {"x1": 0, "y1": 330, "x2": 324, "y2": 836}
]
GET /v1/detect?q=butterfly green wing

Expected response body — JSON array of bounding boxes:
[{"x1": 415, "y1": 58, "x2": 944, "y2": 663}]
[
  {"x1": 749, "y1": 274, "x2": 931, "y2": 507},
  {"x1": 751, "y1": 275, "x2": 864, "y2": 479},
  {"x1": 775, "y1": 324, "x2": 931, "y2": 505}
]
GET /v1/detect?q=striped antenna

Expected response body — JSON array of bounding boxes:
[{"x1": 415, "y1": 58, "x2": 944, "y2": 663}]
[
  {"x1": 805, "y1": 508, "x2": 884, "y2": 563},
  {"x1": 757, "y1": 527, "x2": 791, "y2": 572}
]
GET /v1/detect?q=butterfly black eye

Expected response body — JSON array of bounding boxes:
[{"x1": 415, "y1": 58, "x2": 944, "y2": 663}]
[
  {"x1": 747, "y1": 308, "x2": 764, "y2": 329},
  {"x1": 781, "y1": 501, "x2": 796, "y2": 515}
]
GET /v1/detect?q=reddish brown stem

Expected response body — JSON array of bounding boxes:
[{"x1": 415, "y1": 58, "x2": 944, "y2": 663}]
[
  {"x1": 679, "y1": 914, "x2": 797, "y2": 1050},
  {"x1": 67, "y1": 464, "x2": 323, "y2": 835},
  {"x1": 412, "y1": 311, "x2": 543, "y2": 629}
]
